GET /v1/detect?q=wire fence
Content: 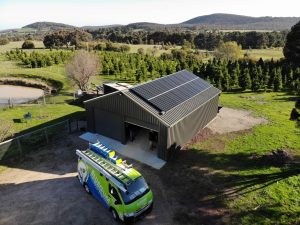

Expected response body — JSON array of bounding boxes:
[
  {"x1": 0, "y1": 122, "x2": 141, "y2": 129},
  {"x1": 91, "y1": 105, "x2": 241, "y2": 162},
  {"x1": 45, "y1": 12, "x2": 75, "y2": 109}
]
[{"x1": 0, "y1": 119, "x2": 86, "y2": 162}]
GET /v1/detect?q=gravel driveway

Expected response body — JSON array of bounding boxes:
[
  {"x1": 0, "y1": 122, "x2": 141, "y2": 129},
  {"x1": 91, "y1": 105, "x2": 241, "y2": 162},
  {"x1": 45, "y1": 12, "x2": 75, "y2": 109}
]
[{"x1": 0, "y1": 136, "x2": 173, "y2": 225}]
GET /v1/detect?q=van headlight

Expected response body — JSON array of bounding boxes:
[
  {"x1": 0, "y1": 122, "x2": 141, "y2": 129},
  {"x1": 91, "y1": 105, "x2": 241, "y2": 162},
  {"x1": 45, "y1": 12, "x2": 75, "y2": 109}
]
[{"x1": 124, "y1": 212, "x2": 135, "y2": 217}]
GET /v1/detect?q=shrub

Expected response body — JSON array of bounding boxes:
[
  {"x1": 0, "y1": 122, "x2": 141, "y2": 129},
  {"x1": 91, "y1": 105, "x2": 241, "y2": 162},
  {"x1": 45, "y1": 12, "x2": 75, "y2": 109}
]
[
  {"x1": 22, "y1": 40, "x2": 35, "y2": 49},
  {"x1": 137, "y1": 48, "x2": 144, "y2": 54},
  {"x1": 119, "y1": 45, "x2": 130, "y2": 52},
  {"x1": 0, "y1": 38, "x2": 9, "y2": 45},
  {"x1": 290, "y1": 108, "x2": 300, "y2": 121}
]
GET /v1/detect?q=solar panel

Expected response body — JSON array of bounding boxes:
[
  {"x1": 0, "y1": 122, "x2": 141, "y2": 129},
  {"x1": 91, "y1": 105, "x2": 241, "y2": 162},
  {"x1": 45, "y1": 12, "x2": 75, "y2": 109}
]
[
  {"x1": 130, "y1": 70, "x2": 196, "y2": 100},
  {"x1": 130, "y1": 70, "x2": 212, "y2": 112}
]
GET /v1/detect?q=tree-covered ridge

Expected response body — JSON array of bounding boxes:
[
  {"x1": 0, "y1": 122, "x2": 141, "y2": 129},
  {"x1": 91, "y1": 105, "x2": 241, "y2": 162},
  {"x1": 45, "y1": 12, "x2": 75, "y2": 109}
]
[
  {"x1": 22, "y1": 22, "x2": 75, "y2": 30},
  {"x1": 181, "y1": 13, "x2": 300, "y2": 30},
  {"x1": 17, "y1": 14, "x2": 300, "y2": 31},
  {"x1": 88, "y1": 29, "x2": 287, "y2": 50}
]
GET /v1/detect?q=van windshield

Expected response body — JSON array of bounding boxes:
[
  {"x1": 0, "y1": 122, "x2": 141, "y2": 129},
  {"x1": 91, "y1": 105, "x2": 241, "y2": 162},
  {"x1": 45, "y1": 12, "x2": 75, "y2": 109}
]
[{"x1": 120, "y1": 177, "x2": 149, "y2": 205}]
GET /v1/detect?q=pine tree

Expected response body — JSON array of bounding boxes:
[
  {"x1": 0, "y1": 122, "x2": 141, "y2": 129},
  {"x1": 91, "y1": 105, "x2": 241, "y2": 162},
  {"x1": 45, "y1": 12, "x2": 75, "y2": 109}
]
[
  {"x1": 230, "y1": 62, "x2": 240, "y2": 88},
  {"x1": 273, "y1": 68, "x2": 283, "y2": 91},
  {"x1": 251, "y1": 66, "x2": 261, "y2": 91},
  {"x1": 286, "y1": 68, "x2": 294, "y2": 90},
  {"x1": 222, "y1": 69, "x2": 230, "y2": 91},
  {"x1": 263, "y1": 67, "x2": 270, "y2": 91},
  {"x1": 269, "y1": 68, "x2": 276, "y2": 89},
  {"x1": 239, "y1": 68, "x2": 252, "y2": 90}
]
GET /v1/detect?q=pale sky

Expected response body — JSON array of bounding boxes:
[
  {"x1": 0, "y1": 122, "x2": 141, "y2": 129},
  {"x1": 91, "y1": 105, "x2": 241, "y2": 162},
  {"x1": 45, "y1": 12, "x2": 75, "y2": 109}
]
[{"x1": 0, "y1": 0, "x2": 300, "y2": 30}]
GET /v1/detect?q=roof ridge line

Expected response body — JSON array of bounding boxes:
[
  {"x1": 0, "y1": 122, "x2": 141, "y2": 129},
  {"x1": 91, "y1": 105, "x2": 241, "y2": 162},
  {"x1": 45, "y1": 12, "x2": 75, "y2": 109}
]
[
  {"x1": 129, "y1": 69, "x2": 189, "y2": 90},
  {"x1": 148, "y1": 77, "x2": 201, "y2": 101}
]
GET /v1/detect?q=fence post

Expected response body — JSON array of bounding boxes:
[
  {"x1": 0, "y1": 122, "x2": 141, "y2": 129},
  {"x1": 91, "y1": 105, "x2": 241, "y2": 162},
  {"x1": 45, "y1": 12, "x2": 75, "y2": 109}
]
[{"x1": 17, "y1": 138, "x2": 22, "y2": 160}]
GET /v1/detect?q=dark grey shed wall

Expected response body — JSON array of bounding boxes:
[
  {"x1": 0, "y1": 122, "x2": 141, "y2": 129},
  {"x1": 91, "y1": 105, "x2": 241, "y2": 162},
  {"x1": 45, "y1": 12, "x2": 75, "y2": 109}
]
[
  {"x1": 85, "y1": 92, "x2": 162, "y2": 143},
  {"x1": 94, "y1": 109, "x2": 125, "y2": 142},
  {"x1": 166, "y1": 95, "x2": 219, "y2": 158},
  {"x1": 86, "y1": 92, "x2": 160, "y2": 127}
]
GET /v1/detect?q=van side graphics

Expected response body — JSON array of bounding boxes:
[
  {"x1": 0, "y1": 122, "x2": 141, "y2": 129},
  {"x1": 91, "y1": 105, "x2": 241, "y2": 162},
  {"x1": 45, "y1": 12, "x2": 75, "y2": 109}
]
[{"x1": 88, "y1": 170, "x2": 110, "y2": 208}]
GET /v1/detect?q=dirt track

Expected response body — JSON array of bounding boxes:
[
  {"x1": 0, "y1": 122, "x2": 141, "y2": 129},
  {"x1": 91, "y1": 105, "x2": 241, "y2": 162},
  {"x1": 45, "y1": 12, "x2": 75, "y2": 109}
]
[
  {"x1": 0, "y1": 107, "x2": 267, "y2": 225},
  {"x1": 207, "y1": 107, "x2": 268, "y2": 134}
]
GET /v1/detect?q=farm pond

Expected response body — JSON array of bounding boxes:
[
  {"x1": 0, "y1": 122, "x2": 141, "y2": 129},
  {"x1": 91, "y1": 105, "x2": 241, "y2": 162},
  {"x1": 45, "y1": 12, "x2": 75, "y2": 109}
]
[{"x1": 0, "y1": 85, "x2": 44, "y2": 106}]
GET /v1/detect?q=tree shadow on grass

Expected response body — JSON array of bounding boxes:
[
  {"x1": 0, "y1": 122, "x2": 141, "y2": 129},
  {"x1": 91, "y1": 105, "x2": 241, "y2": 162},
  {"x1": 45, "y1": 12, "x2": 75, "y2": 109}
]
[
  {"x1": 159, "y1": 149, "x2": 300, "y2": 225},
  {"x1": 273, "y1": 96, "x2": 299, "y2": 102}
]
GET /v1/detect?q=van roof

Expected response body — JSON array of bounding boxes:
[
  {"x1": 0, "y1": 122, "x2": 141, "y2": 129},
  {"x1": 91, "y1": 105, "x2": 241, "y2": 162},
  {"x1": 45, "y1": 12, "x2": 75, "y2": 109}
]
[
  {"x1": 125, "y1": 167, "x2": 141, "y2": 180},
  {"x1": 84, "y1": 149, "x2": 141, "y2": 183}
]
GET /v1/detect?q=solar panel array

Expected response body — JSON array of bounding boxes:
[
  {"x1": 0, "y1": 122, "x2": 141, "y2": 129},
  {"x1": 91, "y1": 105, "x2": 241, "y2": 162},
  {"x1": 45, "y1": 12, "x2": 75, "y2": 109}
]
[{"x1": 130, "y1": 71, "x2": 212, "y2": 112}]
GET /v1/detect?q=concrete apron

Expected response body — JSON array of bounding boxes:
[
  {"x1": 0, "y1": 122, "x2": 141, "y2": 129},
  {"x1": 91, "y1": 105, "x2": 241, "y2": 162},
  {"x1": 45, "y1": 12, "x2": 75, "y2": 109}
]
[{"x1": 79, "y1": 132, "x2": 166, "y2": 170}]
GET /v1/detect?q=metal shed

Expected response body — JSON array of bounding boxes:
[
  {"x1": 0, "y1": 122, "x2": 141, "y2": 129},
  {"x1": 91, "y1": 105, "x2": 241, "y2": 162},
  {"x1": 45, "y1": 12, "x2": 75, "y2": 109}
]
[{"x1": 85, "y1": 70, "x2": 221, "y2": 161}]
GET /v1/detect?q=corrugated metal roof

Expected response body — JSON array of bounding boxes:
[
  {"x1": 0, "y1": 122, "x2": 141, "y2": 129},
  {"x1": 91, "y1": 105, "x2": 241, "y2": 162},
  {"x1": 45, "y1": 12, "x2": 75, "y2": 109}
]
[
  {"x1": 130, "y1": 70, "x2": 212, "y2": 112},
  {"x1": 124, "y1": 70, "x2": 221, "y2": 127}
]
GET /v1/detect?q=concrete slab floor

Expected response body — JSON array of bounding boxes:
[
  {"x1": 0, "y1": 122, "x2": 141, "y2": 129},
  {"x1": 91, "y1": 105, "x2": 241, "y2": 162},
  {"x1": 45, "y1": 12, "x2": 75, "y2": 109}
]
[{"x1": 79, "y1": 131, "x2": 166, "y2": 170}]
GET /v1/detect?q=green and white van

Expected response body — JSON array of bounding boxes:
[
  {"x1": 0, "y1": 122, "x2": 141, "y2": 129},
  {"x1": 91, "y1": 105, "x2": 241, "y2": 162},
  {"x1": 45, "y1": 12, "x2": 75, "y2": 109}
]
[{"x1": 76, "y1": 143, "x2": 153, "y2": 223}]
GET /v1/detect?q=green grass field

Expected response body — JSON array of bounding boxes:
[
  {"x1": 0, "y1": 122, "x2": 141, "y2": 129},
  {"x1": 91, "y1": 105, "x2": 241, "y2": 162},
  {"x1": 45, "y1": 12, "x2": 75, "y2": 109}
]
[
  {"x1": 0, "y1": 41, "x2": 45, "y2": 53},
  {"x1": 120, "y1": 43, "x2": 179, "y2": 56},
  {"x1": 243, "y1": 48, "x2": 284, "y2": 60},
  {"x1": 0, "y1": 104, "x2": 84, "y2": 135},
  {"x1": 190, "y1": 92, "x2": 300, "y2": 224}
]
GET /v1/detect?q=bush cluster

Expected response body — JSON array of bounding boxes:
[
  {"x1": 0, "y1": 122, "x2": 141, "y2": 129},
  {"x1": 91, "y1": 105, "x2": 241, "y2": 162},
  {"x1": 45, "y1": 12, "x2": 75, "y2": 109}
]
[
  {"x1": 100, "y1": 50, "x2": 300, "y2": 93},
  {"x1": 94, "y1": 42, "x2": 130, "y2": 52},
  {"x1": 6, "y1": 49, "x2": 73, "y2": 68}
]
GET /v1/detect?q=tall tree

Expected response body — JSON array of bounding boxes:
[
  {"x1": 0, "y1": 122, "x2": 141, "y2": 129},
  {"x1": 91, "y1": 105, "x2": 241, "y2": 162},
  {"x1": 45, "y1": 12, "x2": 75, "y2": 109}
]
[
  {"x1": 215, "y1": 41, "x2": 242, "y2": 61},
  {"x1": 251, "y1": 66, "x2": 261, "y2": 91},
  {"x1": 273, "y1": 68, "x2": 283, "y2": 91},
  {"x1": 65, "y1": 51, "x2": 100, "y2": 91},
  {"x1": 284, "y1": 21, "x2": 300, "y2": 65},
  {"x1": 239, "y1": 68, "x2": 252, "y2": 90}
]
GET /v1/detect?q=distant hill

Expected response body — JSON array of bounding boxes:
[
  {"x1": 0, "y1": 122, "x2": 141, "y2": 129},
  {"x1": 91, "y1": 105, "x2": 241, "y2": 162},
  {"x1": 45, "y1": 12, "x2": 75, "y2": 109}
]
[
  {"x1": 181, "y1": 13, "x2": 300, "y2": 30},
  {"x1": 82, "y1": 24, "x2": 123, "y2": 30},
  {"x1": 7, "y1": 13, "x2": 300, "y2": 33},
  {"x1": 126, "y1": 22, "x2": 166, "y2": 29},
  {"x1": 22, "y1": 22, "x2": 75, "y2": 30}
]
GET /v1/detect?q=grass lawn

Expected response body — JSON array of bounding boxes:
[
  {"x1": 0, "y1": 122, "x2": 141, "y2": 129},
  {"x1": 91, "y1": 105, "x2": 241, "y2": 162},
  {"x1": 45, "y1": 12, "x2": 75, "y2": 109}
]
[
  {"x1": 0, "y1": 104, "x2": 84, "y2": 136},
  {"x1": 106, "y1": 42, "x2": 180, "y2": 56},
  {"x1": 0, "y1": 41, "x2": 45, "y2": 53},
  {"x1": 188, "y1": 92, "x2": 300, "y2": 224},
  {"x1": 243, "y1": 48, "x2": 284, "y2": 60}
]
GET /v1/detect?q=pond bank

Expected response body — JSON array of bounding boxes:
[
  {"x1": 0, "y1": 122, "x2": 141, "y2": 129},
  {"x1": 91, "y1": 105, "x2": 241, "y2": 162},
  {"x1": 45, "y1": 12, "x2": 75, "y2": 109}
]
[{"x1": 0, "y1": 85, "x2": 44, "y2": 105}]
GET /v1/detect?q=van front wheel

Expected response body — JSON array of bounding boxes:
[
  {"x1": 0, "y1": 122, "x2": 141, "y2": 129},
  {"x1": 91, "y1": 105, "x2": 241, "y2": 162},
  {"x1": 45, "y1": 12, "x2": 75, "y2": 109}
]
[
  {"x1": 111, "y1": 208, "x2": 119, "y2": 221},
  {"x1": 83, "y1": 183, "x2": 90, "y2": 194}
]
